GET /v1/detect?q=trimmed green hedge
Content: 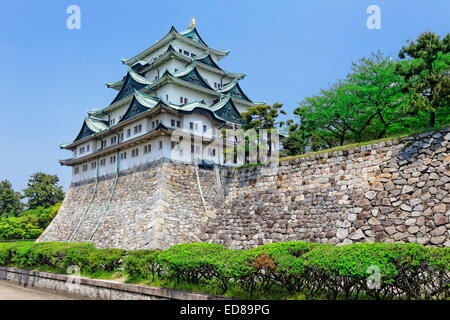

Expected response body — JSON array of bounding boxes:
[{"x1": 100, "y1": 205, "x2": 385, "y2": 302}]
[{"x1": 0, "y1": 241, "x2": 448, "y2": 300}]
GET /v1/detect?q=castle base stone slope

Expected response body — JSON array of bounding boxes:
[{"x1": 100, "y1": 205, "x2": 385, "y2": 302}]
[{"x1": 38, "y1": 128, "x2": 450, "y2": 249}]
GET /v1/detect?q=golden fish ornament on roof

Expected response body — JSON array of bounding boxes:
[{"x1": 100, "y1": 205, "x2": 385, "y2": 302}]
[{"x1": 189, "y1": 17, "x2": 196, "y2": 28}]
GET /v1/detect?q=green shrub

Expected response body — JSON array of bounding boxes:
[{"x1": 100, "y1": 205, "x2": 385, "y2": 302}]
[
  {"x1": 84, "y1": 248, "x2": 126, "y2": 273},
  {"x1": 0, "y1": 204, "x2": 61, "y2": 241},
  {"x1": 0, "y1": 241, "x2": 448, "y2": 300},
  {"x1": 249, "y1": 241, "x2": 325, "y2": 294},
  {"x1": 158, "y1": 243, "x2": 227, "y2": 284},
  {"x1": 124, "y1": 249, "x2": 161, "y2": 280}
]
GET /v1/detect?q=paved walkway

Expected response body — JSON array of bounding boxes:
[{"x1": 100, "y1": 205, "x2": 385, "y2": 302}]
[{"x1": 0, "y1": 280, "x2": 70, "y2": 300}]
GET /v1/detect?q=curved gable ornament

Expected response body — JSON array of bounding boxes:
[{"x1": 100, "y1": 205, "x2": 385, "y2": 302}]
[
  {"x1": 74, "y1": 121, "x2": 95, "y2": 142},
  {"x1": 215, "y1": 100, "x2": 244, "y2": 124}
]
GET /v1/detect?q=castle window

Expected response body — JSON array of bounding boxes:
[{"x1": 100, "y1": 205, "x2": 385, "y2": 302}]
[
  {"x1": 180, "y1": 96, "x2": 183, "y2": 104},
  {"x1": 152, "y1": 121, "x2": 155, "y2": 129},
  {"x1": 171, "y1": 119, "x2": 175, "y2": 127},
  {"x1": 144, "y1": 144, "x2": 152, "y2": 153},
  {"x1": 111, "y1": 136, "x2": 117, "y2": 145},
  {"x1": 184, "y1": 97, "x2": 188, "y2": 104},
  {"x1": 110, "y1": 155, "x2": 116, "y2": 164},
  {"x1": 86, "y1": 145, "x2": 90, "y2": 152},
  {"x1": 132, "y1": 148, "x2": 139, "y2": 157},
  {"x1": 183, "y1": 50, "x2": 189, "y2": 56},
  {"x1": 178, "y1": 48, "x2": 182, "y2": 53},
  {"x1": 127, "y1": 129, "x2": 131, "y2": 137},
  {"x1": 74, "y1": 167, "x2": 79, "y2": 174},
  {"x1": 176, "y1": 120, "x2": 181, "y2": 128},
  {"x1": 102, "y1": 140, "x2": 107, "y2": 148},
  {"x1": 189, "y1": 122, "x2": 194, "y2": 130},
  {"x1": 159, "y1": 141, "x2": 163, "y2": 149},
  {"x1": 166, "y1": 94, "x2": 169, "y2": 101},
  {"x1": 134, "y1": 125, "x2": 142, "y2": 134},
  {"x1": 120, "y1": 152, "x2": 127, "y2": 160},
  {"x1": 100, "y1": 159, "x2": 106, "y2": 166},
  {"x1": 82, "y1": 164, "x2": 88, "y2": 172},
  {"x1": 79, "y1": 146, "x2": 85, "y2": 154},
  {"x1": 91, "y1": 162, "x2": 96, "y2": 169},
  {"x1": 203, "y1": 125, "x2": 207, "y2": 133}
]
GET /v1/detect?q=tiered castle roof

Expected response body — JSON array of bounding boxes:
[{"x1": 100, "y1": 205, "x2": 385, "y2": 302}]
[{"x1": 64, "y1": 23, "x2": 254, "y2": 149}]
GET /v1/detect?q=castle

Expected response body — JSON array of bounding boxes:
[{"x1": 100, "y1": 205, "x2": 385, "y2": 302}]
[
  {"x1": 38, "y1": 22, "x2": 449, "y2": 250},
  {"x1": 61, "y1": 20, "x2": 256, "y2": 185}
]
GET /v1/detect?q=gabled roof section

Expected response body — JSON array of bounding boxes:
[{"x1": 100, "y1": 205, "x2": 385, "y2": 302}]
[
  {"x1": 121, "y1": 26, "x2": 230, "y2": 66},
  {"x1": 118, "y1": 91, "x2": 160, "y2": 123},
  {"x1": 105, "y1": 78, "x2": 124, "y2": 90},
  {"x1": 130, "y1": 43, "x2": 176, "y2": 72},
  {"x1": 129, "y1": 60, "x2": 150, "y2": 73},
  {"x1": 74, "y1": 116, "x2": 109, "y2": 142},
  {"x1": 173, "y1": 65, "x2": 215, "y2": 90},
  {"x1": 168, "y1": 100, "x2": 208, "y2": 111},
  {"x1": 111, "y1": 70, "x2": 152, "y2": 104},
  {"x1": 179, "y1": 26, "x2": 207, "y2": 46},
  {"x1": 210, "y1": 96, "x2": 245, "y2": 124},
  {"x1": 194, "y1": 52, "x2": 222, "y2": 70},
  {"x1": 219, "y1": 79, "x2": 253, "y2": 103},
  {"x1": 126, "y1": 43, "x2": 245, "y2": 81}
]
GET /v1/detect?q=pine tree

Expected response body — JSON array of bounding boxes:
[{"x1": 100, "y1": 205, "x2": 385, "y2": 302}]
[
  {"x1": 396, "y1": 31, "x2": 450, "y2": 127},
  {"x1": 0, "y1": 180, "x2": 23, "y2": 217},
  {"x1": 23, "y1": 172, "x2": 65, "y2": 209}
]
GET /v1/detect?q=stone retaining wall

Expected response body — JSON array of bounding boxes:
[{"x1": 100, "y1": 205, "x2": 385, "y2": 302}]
[
  {"x1": 207, "y1": 128, "x2": 450, "y2": 249},
  {"x1": 38, "y1": 128, "x2": 450, "y2": 249}
]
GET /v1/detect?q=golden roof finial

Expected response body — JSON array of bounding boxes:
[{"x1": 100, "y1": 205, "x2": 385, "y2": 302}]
[{"x1": 189, "y1": 17, "x2": 196, "y2": 28}]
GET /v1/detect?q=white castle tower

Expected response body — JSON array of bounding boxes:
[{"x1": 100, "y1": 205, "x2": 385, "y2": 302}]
[{"x1": 60, "y1": 20, "x2": 256, "y2": 183}]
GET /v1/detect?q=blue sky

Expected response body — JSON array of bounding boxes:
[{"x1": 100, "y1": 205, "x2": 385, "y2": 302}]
[{"x1": 0, "y1": 0, "x2": 448, "y2": 192}]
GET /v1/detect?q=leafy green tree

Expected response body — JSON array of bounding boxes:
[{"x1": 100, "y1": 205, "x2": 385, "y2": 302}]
[
  {"x1": 396, "y1": 31, "x2": 450, "y2": 127},
  {"x1": 0, "y1": 180, "x2": 23, "y2": 217},
  {"x1": 286, "y1": 51, "x2": 425, "y2": 155},
  {"x1": 293, "y1": 82, "x2": 360, "y2": 148},
  {"x1": 282, "y1": 123, "x2": 308, "y2": 156},
  {"x1": 345, "y1": 52, "x2": 405, "y2": 140},
  {"x1": 282, "y1": 105, "x2": 326, "y2": 155},
  {"x1": 23, "y1": 172, "x2": 65, "y2": 209}
]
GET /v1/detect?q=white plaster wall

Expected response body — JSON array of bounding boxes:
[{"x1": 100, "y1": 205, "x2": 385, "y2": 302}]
[
  {"x1": 109, "y1": 107, "x2": 128, "y2": 125},
  {"x1": 144, "y1": 60, "x2": 187, "y2": 82},
  {"x1": 140, "y1": 40, "x2": 208, "y2": 65},
  {"x1": 75, "y1": 141, "x2": 95, "y2": 158},
  {"x1": 155, "y1": 83, "x2": 216, "y2": 106},
  {"x1": 123, "y1": 118, "x2": 148, "y2": 142},
  {"x1": 119, "y1": 136, "x2": 172, "y2": 171}
]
